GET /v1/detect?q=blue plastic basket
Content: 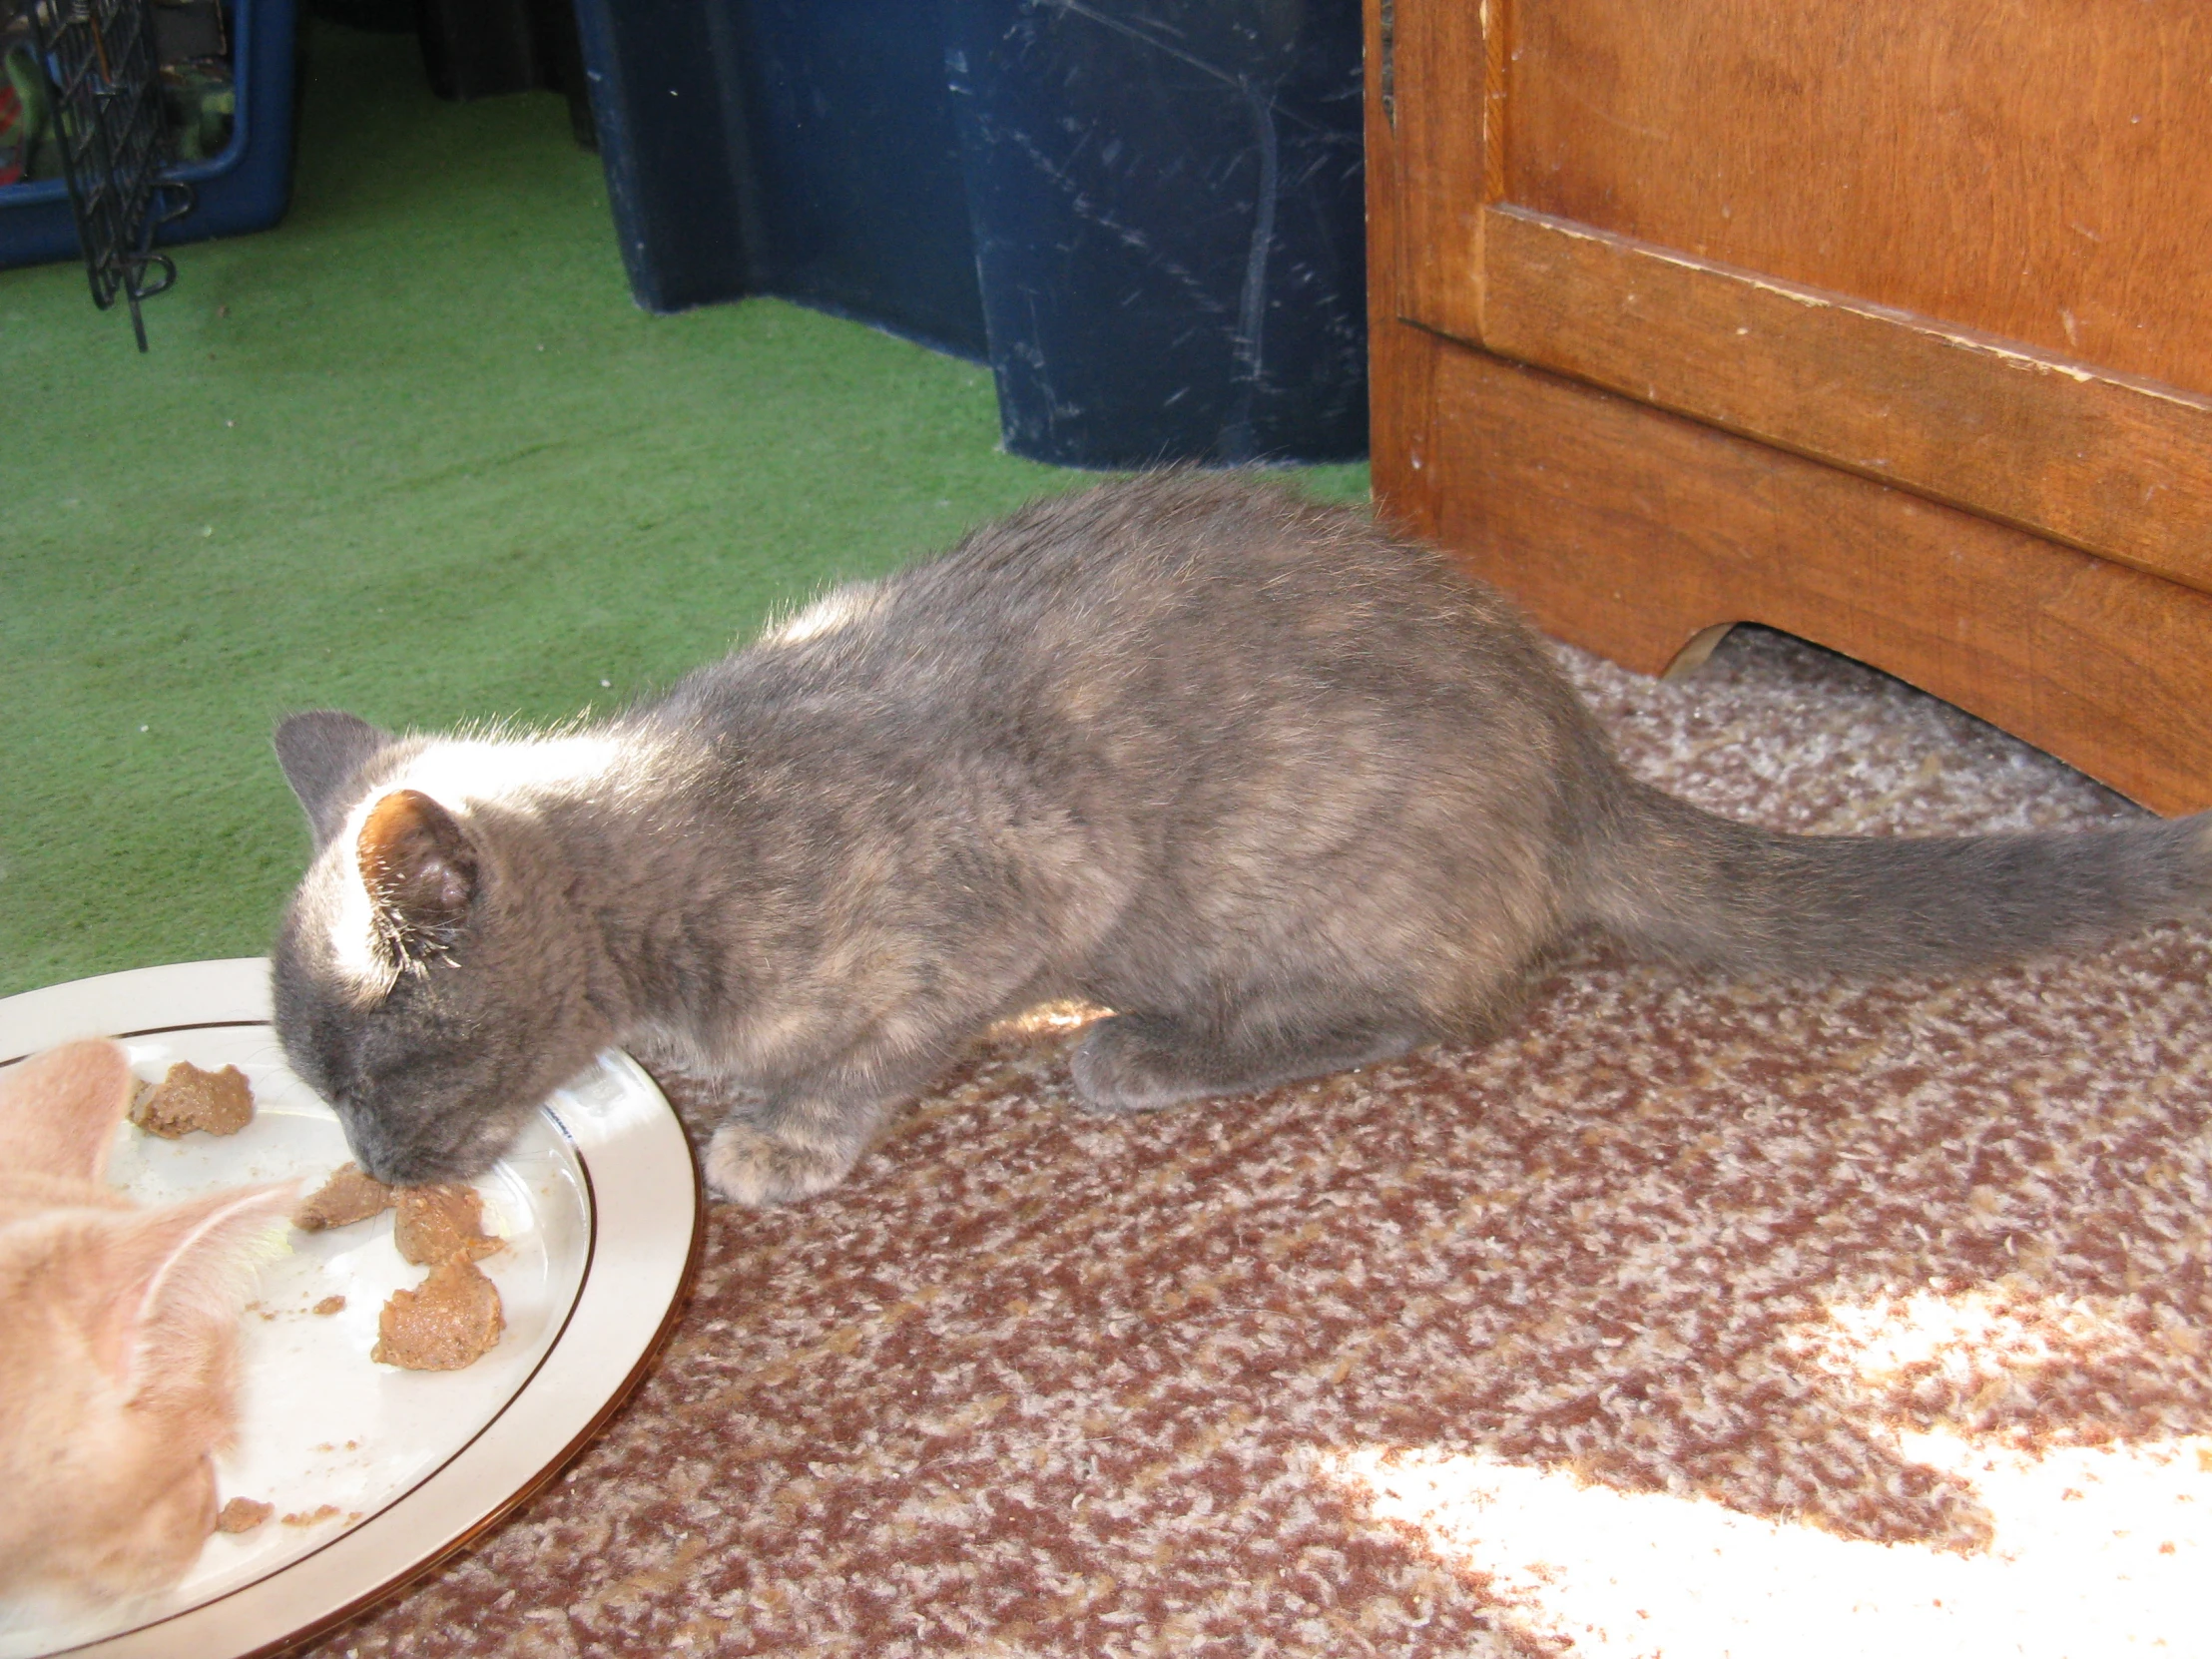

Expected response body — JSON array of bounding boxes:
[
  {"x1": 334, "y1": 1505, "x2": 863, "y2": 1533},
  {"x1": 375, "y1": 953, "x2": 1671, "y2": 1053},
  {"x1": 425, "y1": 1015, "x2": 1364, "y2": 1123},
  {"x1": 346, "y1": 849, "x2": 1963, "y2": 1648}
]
[{"x1": 0, "y1": 0, "x2": 298, "y2": 272}]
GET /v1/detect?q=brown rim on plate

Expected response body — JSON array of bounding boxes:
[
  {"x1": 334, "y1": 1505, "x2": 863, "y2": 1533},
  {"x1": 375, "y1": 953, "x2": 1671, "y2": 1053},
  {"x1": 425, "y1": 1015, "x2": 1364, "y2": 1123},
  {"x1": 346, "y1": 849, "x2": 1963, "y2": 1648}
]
[{"x1": 231, "y1": 1091, "x2": 708, "y2": 1659}]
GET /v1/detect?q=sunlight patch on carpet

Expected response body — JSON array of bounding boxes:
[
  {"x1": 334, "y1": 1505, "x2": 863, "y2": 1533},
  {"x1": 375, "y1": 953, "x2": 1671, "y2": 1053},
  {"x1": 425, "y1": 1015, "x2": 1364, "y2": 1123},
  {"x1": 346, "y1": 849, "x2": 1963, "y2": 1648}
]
[
  {"x1": 1782, "y1": 1283, "x2": 2196, "y2": 1393},
  {"x1": 1330, "y1": 1430, "x2": 2207, "y2": 1656}
]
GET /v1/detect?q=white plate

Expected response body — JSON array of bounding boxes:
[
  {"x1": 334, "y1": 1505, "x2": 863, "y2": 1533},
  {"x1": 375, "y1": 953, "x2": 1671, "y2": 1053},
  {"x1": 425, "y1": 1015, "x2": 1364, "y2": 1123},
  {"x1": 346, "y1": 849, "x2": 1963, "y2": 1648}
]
[{"x1": 0, "y1": 960, "x2": 701, "y2": 1659}]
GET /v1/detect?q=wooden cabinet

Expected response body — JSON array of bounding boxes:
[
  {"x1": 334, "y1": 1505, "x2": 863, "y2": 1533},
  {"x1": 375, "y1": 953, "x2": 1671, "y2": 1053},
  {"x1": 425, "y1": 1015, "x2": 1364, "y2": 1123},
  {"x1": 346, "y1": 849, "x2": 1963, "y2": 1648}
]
[{"x1": 1366, "y1": 0, "x2": 2212, "y2": 814}]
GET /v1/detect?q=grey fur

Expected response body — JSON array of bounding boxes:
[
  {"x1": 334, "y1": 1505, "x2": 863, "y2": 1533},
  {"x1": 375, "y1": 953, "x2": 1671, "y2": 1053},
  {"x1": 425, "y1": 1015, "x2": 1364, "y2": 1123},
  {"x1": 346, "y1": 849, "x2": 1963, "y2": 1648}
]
[
  {"x1": 272, "y1": 711, "x2": 390, "y2": 844},
  {"x1": 269, "y1": 473, "x2": 2212, "y2": 1204}
]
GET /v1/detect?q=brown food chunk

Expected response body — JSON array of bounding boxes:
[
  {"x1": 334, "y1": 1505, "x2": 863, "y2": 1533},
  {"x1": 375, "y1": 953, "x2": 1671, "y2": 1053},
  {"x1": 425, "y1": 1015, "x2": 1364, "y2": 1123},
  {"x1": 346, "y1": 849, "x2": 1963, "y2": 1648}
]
[
  {"x1": 392, "y1": 1183, "x2": 501, "y2": 1266},
  {"x1": 312, "y1": 1295, "x2": 346, "y2": 1316},
  {"x1": 129, "y1": 1062, "x2": 254, "y2": 1139},
  {"x1": 293, "y1": 1163, "x2": 395, "y2": 1232},
  {"x1": 216, "y1": 1496, "x2": 273, "y2": 1534},
  {"x1": 372, "y1": 1253, "x2": 504, "y2": 1371}
]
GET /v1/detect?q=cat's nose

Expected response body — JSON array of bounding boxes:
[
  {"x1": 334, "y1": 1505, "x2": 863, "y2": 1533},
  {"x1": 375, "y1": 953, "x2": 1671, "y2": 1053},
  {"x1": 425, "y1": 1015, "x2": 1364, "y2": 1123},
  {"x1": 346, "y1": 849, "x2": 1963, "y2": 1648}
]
[
  {"x1": 332, "y1": 1103, "x2": 419, "y2": 1186},
  {"x1": 350, "y1": 1139, "x2": 443, "y2": 1187},
  {"x1": 344, "y1": 1138, "x2": 401, "y2": 1185}
]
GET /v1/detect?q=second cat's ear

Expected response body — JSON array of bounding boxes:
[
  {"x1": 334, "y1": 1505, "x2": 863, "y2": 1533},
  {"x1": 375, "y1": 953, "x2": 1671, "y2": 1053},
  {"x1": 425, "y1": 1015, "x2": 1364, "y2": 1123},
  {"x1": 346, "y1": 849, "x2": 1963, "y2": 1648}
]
[
  {"x1": 357, "y1": 789, "x2": 480, "y2": 965},
  {"x1": 275, "y1": 711, "x2": 392, "y2": 845},
  {"x1": 90, "y1": 1183, "x2": 298, "y2": 1399},
  {"x1": 0, "y1": 1039, "x2": 135, "y2": 1182}
]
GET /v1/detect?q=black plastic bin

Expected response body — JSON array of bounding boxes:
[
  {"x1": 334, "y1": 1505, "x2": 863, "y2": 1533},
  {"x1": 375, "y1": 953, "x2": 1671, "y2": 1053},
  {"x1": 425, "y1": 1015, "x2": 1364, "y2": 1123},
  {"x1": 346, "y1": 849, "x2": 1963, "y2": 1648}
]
[
  {"x1": 571, "y1": 0, "x2": 1366, "y2": 465},
  {"x1": 942, "y1": 0, "x2": 1367, "y2": 466},
  {"x1": 571, "y1": 0, "x2": 985, "y2": 356}
]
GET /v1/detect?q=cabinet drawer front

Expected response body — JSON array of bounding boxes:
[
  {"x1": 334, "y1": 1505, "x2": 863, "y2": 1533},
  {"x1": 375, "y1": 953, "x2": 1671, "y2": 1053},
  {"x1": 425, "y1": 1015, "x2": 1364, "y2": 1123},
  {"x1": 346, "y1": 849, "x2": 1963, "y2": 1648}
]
[{"x1": 1379, "y1": 0, "x2": 2212, "y2": 594}]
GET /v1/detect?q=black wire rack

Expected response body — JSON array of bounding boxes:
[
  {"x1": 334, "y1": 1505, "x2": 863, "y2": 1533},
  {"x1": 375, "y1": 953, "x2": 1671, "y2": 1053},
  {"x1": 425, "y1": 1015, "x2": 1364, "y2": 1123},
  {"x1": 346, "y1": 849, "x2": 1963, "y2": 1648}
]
[{"x1": 28, "y1": 0, "x2": 193, "y2": 350}]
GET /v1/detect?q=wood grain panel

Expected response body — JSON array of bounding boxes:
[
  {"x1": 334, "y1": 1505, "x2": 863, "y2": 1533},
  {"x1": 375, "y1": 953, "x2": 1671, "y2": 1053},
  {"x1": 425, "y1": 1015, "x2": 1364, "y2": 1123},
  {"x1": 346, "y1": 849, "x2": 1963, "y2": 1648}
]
[
  {"x1": 1472, "y1": 206, "x2": 2212, "y2": 596},
  {"x1": 1504, "y1": 0, "x2": 2212, "y2": 396},
  {"x1": 1365, "y1": 0, "x2": 1438, "y2": 539},
  {"x1": 1378, "y1": 0, "x2": 1488, "y2": 343},
  {"x1": 1386, "y1": 331, "x2": 2212, "y2": 816}
]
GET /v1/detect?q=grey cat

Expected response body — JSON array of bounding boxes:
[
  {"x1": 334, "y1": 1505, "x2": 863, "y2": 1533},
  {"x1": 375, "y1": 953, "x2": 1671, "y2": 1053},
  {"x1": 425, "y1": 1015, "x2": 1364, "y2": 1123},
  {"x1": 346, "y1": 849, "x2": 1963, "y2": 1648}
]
[{"x1": 270, "y1": 473, "x2": 2212, "y2": 1205}]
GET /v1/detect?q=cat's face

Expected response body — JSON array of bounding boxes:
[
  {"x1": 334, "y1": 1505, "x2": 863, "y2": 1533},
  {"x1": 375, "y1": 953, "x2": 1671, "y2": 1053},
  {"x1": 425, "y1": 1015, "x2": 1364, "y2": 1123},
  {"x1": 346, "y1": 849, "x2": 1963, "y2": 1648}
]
[
  {"x1": 270, "y1": 715, "x2": 612, "y2": 1186},
  {"x1": 270, "y1": 877, "x2": 605, "y2": 1186},
  {"x1": 0, "y1": 1240, "x2": 225, "y2": 1601}
]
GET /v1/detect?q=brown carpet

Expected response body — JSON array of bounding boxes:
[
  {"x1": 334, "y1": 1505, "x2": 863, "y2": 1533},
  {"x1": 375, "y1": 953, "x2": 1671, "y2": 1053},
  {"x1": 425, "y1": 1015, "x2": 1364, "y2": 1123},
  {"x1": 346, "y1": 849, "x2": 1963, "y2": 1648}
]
[{"x1": 299, "y1": 627, "x2": 2212, "y2": 1659}]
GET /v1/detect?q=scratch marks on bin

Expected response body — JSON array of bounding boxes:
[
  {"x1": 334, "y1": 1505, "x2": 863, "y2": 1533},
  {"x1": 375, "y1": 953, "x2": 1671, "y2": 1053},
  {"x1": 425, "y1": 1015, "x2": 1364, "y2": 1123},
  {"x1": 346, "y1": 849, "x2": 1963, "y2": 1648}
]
[
  {"x1": 980, "y1": 117, "x2": 1233, "y2": 320},
  {"x1": 1229, "y1": 76, "x2": 1282, "y2": 427},
  {"x1": 1036, "y1": 0, "x2": 1329, "y2": 137}
]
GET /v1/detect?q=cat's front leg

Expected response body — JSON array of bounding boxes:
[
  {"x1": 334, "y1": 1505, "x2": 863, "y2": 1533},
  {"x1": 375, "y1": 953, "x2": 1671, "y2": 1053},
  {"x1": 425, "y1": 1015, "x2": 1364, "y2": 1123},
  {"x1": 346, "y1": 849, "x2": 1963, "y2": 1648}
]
[
  {"x1": 673, "y1": 971, "x2": 1043, "y2": 1205},
  {"x1": 698, "y1": 1046, "x2": 945, "y2": 1207},
  {"x1": 704, "y1": 1115, "x2": 859, "y2": 1208},
  {"x1": 624, "y1": 1042, "x2": 855, "y2": 1204}
]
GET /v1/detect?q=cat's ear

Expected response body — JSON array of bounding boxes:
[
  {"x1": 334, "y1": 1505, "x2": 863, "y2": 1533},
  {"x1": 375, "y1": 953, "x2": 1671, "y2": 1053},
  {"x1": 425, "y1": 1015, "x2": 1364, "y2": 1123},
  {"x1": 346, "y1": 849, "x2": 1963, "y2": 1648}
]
[
  {"x1": 276, "y1": 711, "x2": 393, "y2": 845},
  {"x1": 357, "y1": 789, "x2": 480, "y2": 965},
  {"x1": 0, "y1": 1039, "x2": 135, "y2": 1183},
  {"x1": 88, "y1": 1184, "x2": 297, "y2": 1400}
]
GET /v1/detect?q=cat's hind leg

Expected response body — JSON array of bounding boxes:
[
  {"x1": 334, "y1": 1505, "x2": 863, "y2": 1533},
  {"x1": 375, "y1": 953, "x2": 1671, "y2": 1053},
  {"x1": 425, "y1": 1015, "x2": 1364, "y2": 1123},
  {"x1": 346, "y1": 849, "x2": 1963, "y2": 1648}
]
[
  {"x1": 1069, "y1": 951, "x2": 1545, "y2": 1117},
  {"x1": 1069, "y1": 1010, "x2": 1435, "y2": 1116}
]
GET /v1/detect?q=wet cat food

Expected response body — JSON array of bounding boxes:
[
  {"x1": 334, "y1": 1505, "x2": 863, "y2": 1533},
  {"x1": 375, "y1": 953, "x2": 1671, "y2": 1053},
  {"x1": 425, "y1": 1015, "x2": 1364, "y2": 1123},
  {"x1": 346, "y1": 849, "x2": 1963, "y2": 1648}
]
[
  {"x1": 291, "y1": 1163, "x2": 395, "y2": 1231},
  {"x1": 294, "y1": 1166, "x2": 506, "y2": 1370},
  {"x1": 129, "y1": 1062, "x2": 254, "y2": 1139},
  {"x1": 372, "y1": 1252, "x2": 504, "y2": 1371},
  {"x1": 391, "y1": 1184, "x2": 502, "y2": 1267},
  {"x1": 215, "y1": 1497, "x2": 273, "y2": 1534}
]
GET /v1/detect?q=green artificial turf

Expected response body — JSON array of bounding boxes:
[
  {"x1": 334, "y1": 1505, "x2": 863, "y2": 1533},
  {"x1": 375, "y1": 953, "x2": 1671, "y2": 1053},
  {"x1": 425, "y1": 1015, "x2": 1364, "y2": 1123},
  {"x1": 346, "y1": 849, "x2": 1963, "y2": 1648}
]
[{"x1": 0, "y1": 24, "x2": 1368, "y2": 998}]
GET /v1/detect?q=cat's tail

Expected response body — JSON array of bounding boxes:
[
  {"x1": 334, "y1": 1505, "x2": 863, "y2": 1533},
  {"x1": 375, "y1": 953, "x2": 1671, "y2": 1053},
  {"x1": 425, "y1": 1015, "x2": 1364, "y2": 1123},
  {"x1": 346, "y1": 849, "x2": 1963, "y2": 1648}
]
[{"x1": 1581, "y1": 779, "x2": 2212, "y2": 977}]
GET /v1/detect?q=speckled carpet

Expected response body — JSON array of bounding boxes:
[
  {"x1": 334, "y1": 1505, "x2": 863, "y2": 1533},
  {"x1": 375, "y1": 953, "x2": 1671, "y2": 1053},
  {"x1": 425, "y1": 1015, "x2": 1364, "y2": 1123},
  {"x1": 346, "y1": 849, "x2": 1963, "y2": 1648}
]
[{"x1": 298, "y1": 626, "x2": 2212, "y2": 1659}]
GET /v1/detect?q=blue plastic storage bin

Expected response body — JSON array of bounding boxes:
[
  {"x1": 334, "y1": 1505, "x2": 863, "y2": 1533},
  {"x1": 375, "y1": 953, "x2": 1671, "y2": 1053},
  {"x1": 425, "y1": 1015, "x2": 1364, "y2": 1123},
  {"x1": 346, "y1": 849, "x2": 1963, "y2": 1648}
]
[
  {"x1": 0, "y1": 0, "x2": 299, "y2": 272},
  {"x1": 571, "y1": 0, "x2": 985, "y2": 355},
  {"x1": 943, "y1": 0, "x2": 1367, "y2": 467},
  {"x1": 570, "y1": 0, "x2": 1366, "y2": 465}
]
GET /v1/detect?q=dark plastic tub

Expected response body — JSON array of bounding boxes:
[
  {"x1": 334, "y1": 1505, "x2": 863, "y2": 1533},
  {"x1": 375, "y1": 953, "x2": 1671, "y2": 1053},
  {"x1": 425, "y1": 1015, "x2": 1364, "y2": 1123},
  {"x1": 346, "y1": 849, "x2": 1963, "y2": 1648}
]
[
  {"x1": 571, "y1": 0, "x2": 985, "y2": 357},
  {"x1": 943, "y1": 0, "x2": 1368, "y2": 467},
  {"x1": 722, "y1": 0, "x2": 986, "y2": 359},
  {"x1": 571, "y1": 0, "x2": 1366, "y2": 464}
]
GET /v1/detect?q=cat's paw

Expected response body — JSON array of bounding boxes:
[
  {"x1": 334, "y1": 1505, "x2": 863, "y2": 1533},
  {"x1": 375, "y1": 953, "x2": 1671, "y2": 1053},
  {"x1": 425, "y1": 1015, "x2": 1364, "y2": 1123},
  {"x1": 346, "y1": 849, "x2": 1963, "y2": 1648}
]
[
  {"x1": 1069, "y1": 1013, "x2": 1210, "y2": 1116},
  {"x1": 704, "y1": 1121, "x2": 852, "y2": 1207}
]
